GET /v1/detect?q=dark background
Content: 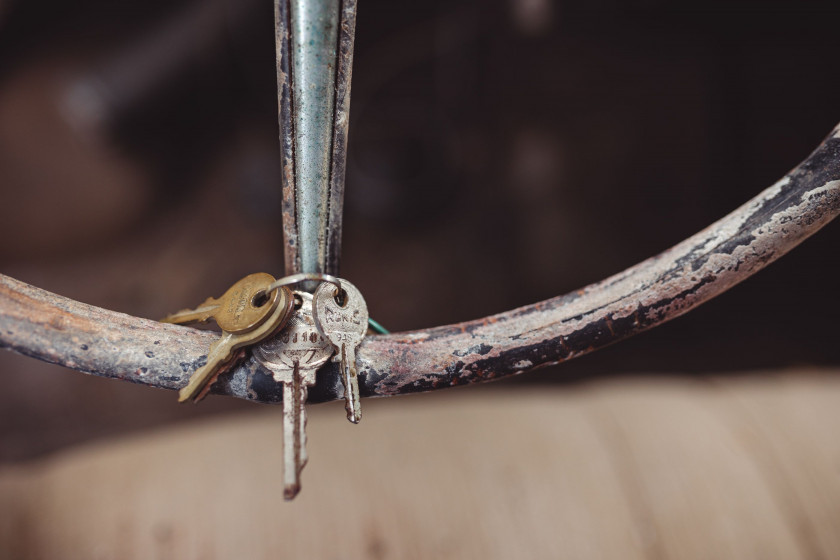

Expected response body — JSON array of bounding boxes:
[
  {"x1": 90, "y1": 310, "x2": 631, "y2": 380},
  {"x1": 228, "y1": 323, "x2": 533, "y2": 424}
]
[{"x1": 1, "y1": 0, "x2": 838, "y2": 461}]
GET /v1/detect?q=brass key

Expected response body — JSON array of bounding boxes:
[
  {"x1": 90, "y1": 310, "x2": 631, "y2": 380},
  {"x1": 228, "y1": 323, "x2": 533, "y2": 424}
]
[
  {"x1": 161, "y1": 272, "x2": 281, "y2": 334},
  {"x1": 174, "y1": 278, "x2": 295, "y2": 402}
]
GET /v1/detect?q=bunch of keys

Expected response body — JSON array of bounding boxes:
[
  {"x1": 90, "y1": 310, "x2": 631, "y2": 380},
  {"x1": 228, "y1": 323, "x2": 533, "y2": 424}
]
[
  {"x1": 254, "y1": 275, "x2": 369, "y2": 499},
  {"x1": 161, "y1": 272, "x2": 295, "y2": 402},
  {"x1": 161, "y1": 272, "x2": 370, "y2": 500}
]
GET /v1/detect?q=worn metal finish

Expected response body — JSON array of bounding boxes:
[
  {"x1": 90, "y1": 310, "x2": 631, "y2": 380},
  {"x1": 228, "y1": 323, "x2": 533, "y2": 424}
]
[
  {"x1": 2, "y1": 126, "x2": 840, "y2": 403},
  {"x1": 254, "y1": 292, "x2": 332, "y2": 499},
  {"x1": 326, "y1": 0, "x2": 357, "y2": 276},
  {"x1": 291, "y1": 0, "x2": 340, "y2": 275},
  {"x1": 313, "y1": 278, "x2": 368, "y2": 423},
  {"x1": 160, "y1": 272, "x2": 281, "y2": 335},
  {"x1": 177, "y1": 284, "x2": 295, "y2": 403},
  {"x1": 276, "y1": 0, "x2": 298, "y2": 276},
  {"x1": 265, "y1": 272, "x2": 342, "y2": 295},
  {"x1": 276, "y1": 0, "x2": 357, "y2": 277},
  {"x1": 254, "y1": 293, "x2": 332, "y2": 377}
]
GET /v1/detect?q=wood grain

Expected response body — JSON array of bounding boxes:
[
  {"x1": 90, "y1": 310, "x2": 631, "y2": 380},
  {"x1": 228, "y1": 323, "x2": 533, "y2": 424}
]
[{"x1": 1, "y1": 372, "x2": 838, "y2": 559}]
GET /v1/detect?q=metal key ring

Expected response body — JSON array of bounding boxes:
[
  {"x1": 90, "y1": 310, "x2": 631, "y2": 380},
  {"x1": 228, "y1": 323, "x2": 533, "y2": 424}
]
[{"x1": 265, "y1": 273, "x2": 342, "y2": 296}]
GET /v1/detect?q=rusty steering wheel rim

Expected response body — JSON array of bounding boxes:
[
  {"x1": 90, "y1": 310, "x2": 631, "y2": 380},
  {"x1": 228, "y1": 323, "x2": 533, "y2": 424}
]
[{"x1": 1, "y1": 124, "x2": 839, "y2": 404}]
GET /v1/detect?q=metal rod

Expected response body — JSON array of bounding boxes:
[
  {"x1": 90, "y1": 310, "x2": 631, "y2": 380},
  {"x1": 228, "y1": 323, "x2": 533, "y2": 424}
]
[
  {"x1": 277, "y1": 0, "x2": 357, "y2": 277},
  {"x1": 3, "y1": 124, "x2": 840, "y2": 404}
]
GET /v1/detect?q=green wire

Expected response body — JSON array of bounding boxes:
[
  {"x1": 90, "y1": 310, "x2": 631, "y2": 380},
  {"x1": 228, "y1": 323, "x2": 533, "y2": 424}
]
[{"x1": 367, "y1": 318, "x2": 390, "y2": 335}]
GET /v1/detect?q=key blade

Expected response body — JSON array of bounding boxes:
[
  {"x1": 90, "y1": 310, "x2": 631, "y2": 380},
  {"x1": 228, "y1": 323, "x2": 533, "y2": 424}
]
[
  {"x1": 341, "y1": 345, "x2": 362, "y2": 424},
  {"x1": 160, "y1": 297, "x2": 219, "y2": 325},
  {"x1": 281, "y1": 380, "x2": 298, "y2": 499},
  {"x1": 161, "y1": 273, "x2": 281, "y2": 334},
  {"x1": 255, "y1": 291, "x2": 328, "y2": 500},
  {"x1": 178, "y1": 332, "x2": 236, "y2": 402},
  {"x1": 282, "y1": 362, "x2": 309, "y2": 501},
  {"x1": 193, "y1": 347, "x2": 247, "y2": 403}
]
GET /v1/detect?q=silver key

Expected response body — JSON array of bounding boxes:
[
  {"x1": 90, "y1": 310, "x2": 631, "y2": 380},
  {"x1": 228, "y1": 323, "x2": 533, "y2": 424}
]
[
  {"x1": 312, "y1": 278, "x2": 369, "y2": 424},
  {"x1": 254, "y1": 291, "x2": 332, "y2": 500}
]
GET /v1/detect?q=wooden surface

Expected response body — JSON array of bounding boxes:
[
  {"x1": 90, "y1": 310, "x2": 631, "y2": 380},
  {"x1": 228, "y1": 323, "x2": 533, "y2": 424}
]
[{"x1": 1, "y1": 371, "x2": 839, "y2": 559}]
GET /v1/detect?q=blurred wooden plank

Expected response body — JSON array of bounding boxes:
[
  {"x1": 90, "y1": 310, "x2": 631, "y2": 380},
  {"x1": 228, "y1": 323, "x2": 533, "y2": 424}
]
[
  {"x1": 589, "y1": 378, "x2": 807, "y2": 560},
  {"x1": 712, "y1": 373, "x2": 840, "y2": 559},
  {"x1": 1, "y1": 372, "x2": 839, "y2": 559}
]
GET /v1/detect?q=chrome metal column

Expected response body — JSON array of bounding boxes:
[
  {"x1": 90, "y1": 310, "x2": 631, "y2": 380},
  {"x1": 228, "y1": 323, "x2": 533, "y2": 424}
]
[{"x1": 276, "y1": 0, "x2": 357, "y2": 277}]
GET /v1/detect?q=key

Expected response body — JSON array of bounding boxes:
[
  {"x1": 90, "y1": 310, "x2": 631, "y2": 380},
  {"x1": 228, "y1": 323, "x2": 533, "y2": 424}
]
[
  {"x1": 161, "y1": 272, "x2": 281, "y2": 334},
  {"x1": 177, "y1": 281, "x2": 295, "y2": 403},
  {"x1": 254, "y1": 291, "x2": 332, "y2": 500},
  {"x1": 312, "y1": 278, "x2": 368, "y2": 424}
]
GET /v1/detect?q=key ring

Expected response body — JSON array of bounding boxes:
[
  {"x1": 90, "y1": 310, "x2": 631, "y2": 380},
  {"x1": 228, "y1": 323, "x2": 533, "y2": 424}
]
[
  {"x1": 264, "y1": 273, "x2": 388, "y2": 333},
  {"x1": 265, "y1": 273, "x2": 343, "y2": 296}
]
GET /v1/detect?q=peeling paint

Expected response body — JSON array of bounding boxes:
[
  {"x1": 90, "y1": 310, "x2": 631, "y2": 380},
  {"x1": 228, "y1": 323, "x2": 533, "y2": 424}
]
[{"x1": 0, "y1": 127, "x2": 839, "y2": 404}]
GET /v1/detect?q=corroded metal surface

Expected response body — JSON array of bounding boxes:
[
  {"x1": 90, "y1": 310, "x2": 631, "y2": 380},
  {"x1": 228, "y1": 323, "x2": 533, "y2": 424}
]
[
  {"x1": 276, "y1": 0, "x2": 299, "y2": 277},
  {"x1": 290, "y1": 0, "x2": 340, "y2": 275},
  {"x1": 1, "y1": 126, "x2": 840, "y2": 404},
  {"x1": 326, "y1": 0, "x2": 357, "y2": 276},
  {"x1": 277, "y1": 0, "x2": 357, "y2": 276}
]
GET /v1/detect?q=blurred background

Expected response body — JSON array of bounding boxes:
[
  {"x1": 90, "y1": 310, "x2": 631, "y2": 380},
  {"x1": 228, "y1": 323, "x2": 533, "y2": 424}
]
[{"x1": 1, "y1": 0, "x2": 839, "y2": 462}]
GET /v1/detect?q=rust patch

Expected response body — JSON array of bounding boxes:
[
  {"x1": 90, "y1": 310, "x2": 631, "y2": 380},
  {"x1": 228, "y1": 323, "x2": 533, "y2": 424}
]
[{"x1": 1, "y1": 127, "x2": 840, "y2": 403}]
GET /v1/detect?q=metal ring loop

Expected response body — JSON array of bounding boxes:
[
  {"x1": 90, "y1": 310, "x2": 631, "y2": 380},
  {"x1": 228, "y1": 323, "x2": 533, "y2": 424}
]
[{"x1": 265, "y1": 272, "x2": 342, "y2": 295}]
